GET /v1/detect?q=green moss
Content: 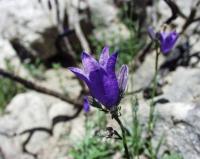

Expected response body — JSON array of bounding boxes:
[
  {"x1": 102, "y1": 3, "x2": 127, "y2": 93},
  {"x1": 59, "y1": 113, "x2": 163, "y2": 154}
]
[{"x1": 0, "y1": 78, "x2": 25, "y2": 112}]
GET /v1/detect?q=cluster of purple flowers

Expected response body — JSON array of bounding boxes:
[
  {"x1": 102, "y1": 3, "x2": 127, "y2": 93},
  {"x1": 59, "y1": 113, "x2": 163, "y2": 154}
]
[
  {"x1": 69, "y1": 26, "x2": 178, "y2": 113},
  {"x1": 67, "y1": 25, "x2": 179, "y2": 159}
]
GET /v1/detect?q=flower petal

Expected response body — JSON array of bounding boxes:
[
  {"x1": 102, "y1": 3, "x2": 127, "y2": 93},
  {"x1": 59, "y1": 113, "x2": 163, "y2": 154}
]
[
  {"x1": 68, "y1": 67, "x2": 90, "y2": 85},
  {"x1": 147, "y1": 27, "x2": 156, "y2": 40},
  {"x1": 88, "y1": 68, "x2": 106, "y2": 101},
  {"x1": 157, "y1": 32, "x2": 168, "y2": 43},
  {"x1": 81, "y1": 51, "x2": 99, "y2": 73},
  {"x1": 83, "y1": 96, "x2": 90, "y2": 113},
  {"x1": 99, "y1": 46, "x2": 110, "y2": 68},
  {"x1": 88, "y1": 68, "x2": 119, "y2": 108},
  {"x1": 106, "y1": 52, "x2": 118, "y2": 75},
  {"x1": 117, "y1": 65, "x2": 129, "y2": 94},
  {"x1": 161, "y1": 31, "x2": 178, "y2": 54},
  {"x1": 102, "y1": 74, "x2": 120, "y2": 108}
]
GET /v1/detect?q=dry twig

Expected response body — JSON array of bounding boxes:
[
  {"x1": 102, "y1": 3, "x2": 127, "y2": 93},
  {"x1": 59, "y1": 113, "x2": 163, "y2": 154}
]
[{"x1": 0, "y1": 68, "x2": 82, "y2": 107}]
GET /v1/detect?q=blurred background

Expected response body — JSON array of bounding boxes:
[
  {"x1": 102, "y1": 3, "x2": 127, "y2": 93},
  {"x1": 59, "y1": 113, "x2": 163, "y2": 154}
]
[{"x1": 0, "y1": 0, "x2": 200, "y2": 159}]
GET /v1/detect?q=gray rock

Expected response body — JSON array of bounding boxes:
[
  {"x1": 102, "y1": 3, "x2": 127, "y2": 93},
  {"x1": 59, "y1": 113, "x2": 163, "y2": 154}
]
[
  {"x1": 124, "y1": 66, "x2": 200, "y2": 159},
  {"x1": 0, "y1": 91, "x2": 84, "y2": 159},
  {"x1": 152, "y1": 101, "x2": 200, "y2": 159},
  {"x1": 0, "y1": 38, "x2": 28, "y2": 76},
  {"x1": 87, "y1": 0, "x2": 130, "y2": 45},
  {"x1": 150, "y1": 0, "x2": 200, "y2": 31},
  {"x1": 159, "y1": 67, "x2": 200, "y2": 103},
  {"x1": 39, "y1": 68, "x2": 82, "y2": 100},
  {"x1": 128, "y1": 52, "x2": 165, "y2": 92},
  {"x1": 0, "y1": 38, "x2": 18, "y2": 69},
  {"x1": 0, "y1": 0, "x2": 131, "y2": 59},
  {"x1": 0, "y1": 0, "x2": 60, "y2": 59}
]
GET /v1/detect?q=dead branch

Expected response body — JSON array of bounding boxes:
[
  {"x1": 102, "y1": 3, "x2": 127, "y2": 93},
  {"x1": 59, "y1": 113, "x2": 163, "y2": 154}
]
[
  {"x1": 18, "y1": 106, "x2": 82, "y2": 158},
  {"x1": 163, "y1": 0, "x2": 178, "y2": 24},
  {"x1": 163, "y1": 0, "x2": 200, "y2": 34},
  {"x1": 0, "y1": 67, "x2": 84, "y2": 158},
  {"x1": 181, "y1": 7, "x2": 197, "y2": 34},
  {"x1": 0, "y1": 68, "x2": 82, "y2": 107}
]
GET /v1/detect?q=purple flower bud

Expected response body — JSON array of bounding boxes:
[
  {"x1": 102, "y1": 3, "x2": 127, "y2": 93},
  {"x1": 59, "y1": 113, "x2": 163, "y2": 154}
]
[
  {"x1": 83, "y1": 96, "x2": 90, "y2": 113},
  {"x1": 147, "y1": 27, "x2": 179, "y2": 54},
  {"x1": 68, "y1": 46, "x2": 129, "y2": 110},
  {"x1": 157, "y1": 31, "x2": 178, "y2": 54},
  {"x1": 117, "y1": 65, "x2": 129, "y2": 95}
]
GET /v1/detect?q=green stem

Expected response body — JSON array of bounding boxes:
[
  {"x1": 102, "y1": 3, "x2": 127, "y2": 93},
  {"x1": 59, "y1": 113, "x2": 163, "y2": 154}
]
[
  {"x1": 132, "y1": 97, "x2": 139, "y2": 158},
  {"x1": 147, "y1": 47, "x2": 159, "y2": 134},
  {"x1": 146, "y1": 46, "x2": 160, "y2": 159},
  {"x1": 114, "y1": 115, "x2": 130, "y2": 159}
]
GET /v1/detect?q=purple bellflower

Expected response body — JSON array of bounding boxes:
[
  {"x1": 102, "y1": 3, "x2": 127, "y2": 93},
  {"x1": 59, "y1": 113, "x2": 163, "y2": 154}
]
[
  {"x1": 68, "y1": 47, "x2": 128, "y2": 110},
  {"x1": 148, "y1": 27, "x2": 178, "y2": 54}
]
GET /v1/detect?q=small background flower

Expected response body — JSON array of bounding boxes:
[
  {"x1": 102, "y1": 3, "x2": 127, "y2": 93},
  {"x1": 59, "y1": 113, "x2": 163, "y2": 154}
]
[{"x1": 148, "y1": 26, "x2": 178, "y2": 54}]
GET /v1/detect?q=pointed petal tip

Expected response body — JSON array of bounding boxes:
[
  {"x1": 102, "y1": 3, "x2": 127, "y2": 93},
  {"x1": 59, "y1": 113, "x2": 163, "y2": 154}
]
[
  {"x1": 105, "y1": 51, "x2": 119, "y2": 73},
  {"x1": 81, "y1": 51, "x2": 99, "y2": 73},
  {"x1": 168, "y1": 30, "x2": 178, "y2": 37},
  {"x1": 68, "y1": 67, "x2": 77, "y2": 72},
  {"x1": 172, "y1": 31, "x2": 179, "y2": 40},
  {"x1": 68, "y1": 67, "x2": 85, "y2": 74},
  {"x1": 101, "y1": 46, "x2": 110, "y2": 54},
  {"x1": 118, "y1": 64, "x2": 129, "y2": 94},
  {"x1": 67, "y1": 67, "x2": 90, "y2": 85},
  {"x1": 81, "y1": 51, "x2": 90, "y2": 60},
  {"x1": 100, "y1": 46, "x2": 110, "y2": 58},
  {"x1": 99, "y1": 46, "x2": 111, "y2": 67},
  {"x1": 121, "y1": 64, "x2": 128, "y2": 71},
  {"x1": 112, "y1": 51, "x2": 119, "y2": 57},
  {"x1": 103, "y1": 45, "x2": 110, "y2": 50}
]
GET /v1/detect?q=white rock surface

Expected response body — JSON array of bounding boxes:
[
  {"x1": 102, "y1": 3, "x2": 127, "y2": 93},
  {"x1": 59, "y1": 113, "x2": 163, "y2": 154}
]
[
  {"x1": 0, "y1": 39, "x2": 18, "y2": 68},
  {"x1": 0, "y1": 38, "x2": 28, "y2": 76},
  {"x1": 87, "y1": 0, "x2": 130, "y2": 45},
  {"x1": 39, "y1": 68, "x2": 82, "y2": 100},
  {"x1": 0, "y1": 91, "x2": 85, "y2": 159},
  {"x1": 124, "y1": 66, "x2": 200, "y2": 159},
  {"x1": 0, "y1": 0, "x2": 61, "y2": 59},
  {"x1": 160, "y1": 67, "x2": 200, "y2": 103}
]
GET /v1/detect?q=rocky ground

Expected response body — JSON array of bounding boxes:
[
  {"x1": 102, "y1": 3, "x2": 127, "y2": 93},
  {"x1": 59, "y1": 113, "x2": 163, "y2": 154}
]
[{"x1": 0, "y1": 0, "x2": 200, "y2": 159}]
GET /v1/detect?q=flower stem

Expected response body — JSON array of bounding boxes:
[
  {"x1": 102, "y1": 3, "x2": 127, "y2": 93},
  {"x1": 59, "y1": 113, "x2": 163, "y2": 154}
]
[
  {"x1": 146, "y1": 46, "x2": 160, "y2": 159},
  {"x1": 113, "y1": 115, "x2": 130, "y2": 159},
  {"x1": 148, "y1": 47, "x2": 159, "y2": 134}
]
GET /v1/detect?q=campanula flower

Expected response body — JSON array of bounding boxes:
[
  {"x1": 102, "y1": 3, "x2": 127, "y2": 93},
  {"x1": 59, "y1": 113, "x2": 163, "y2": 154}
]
[
  {"x1": 148, "y1": 27, "x2": 178, "y2": 54},
  {"x1": 157, "y1": 31, "x2": 178, "y2": 54},
  {"x1": 68, "y1": 46, "x2": 128, "y2": 110}
]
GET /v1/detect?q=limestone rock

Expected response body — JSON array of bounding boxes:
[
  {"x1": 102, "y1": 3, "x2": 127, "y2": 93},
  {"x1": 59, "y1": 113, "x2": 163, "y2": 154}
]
[
  {"x1": 0, "y1": 38, "x2": 28, "y2": 76},
  {"x1": 39, "y1": 68, "x2": 82, "y2": 100},
  {"x1": 87, "y1": 0, "x2": 130, "y2": 45},
  {"x1": 124, "y1": 66, "x2": 200, "y2": 159},
  {"x1": 0, "y1": 0, "x2": 60, "y2": 59},
  {"x1": 159, "y1": 67, "x2": 200, "y2": 103},
  {"x1": 0, "y1": 91, "x2": 84, "y2": 159}
]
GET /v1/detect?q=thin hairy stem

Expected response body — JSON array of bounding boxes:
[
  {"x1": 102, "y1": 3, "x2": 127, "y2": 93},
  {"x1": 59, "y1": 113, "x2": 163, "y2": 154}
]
[
  {"x1": 146, "y1": 46, "x2": 160, "y2": 159},
  {"x1": 113, "y1": 115, "x2": 130, "y2": 159},
  {"x1": 147, "y1": 47, "x2": 159, "y2": 134}
]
